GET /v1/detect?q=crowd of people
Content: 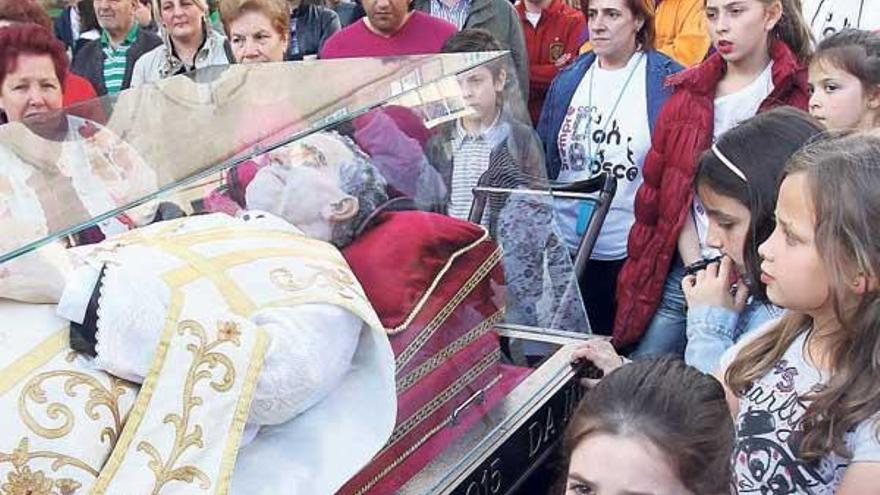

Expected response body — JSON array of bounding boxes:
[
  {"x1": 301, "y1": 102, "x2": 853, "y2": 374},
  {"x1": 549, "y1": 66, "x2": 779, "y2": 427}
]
[{"x1": 0, "y1": 0, "x2": 879, "y2": 494}]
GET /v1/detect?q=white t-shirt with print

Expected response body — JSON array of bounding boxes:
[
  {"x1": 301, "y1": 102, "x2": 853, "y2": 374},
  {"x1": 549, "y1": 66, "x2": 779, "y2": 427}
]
[
  {"x1": 803, "y1": 0, "x2": 879, "y2": 42},
  {"x1": 693, "y1": 62, "x2": 774, "y2": 257},
  {"x1": 721, "y1": 326, "x2": 880, "y2": 494},
  {"x1": 555, "y1": 52, "x2": 651, "y2": 260}
]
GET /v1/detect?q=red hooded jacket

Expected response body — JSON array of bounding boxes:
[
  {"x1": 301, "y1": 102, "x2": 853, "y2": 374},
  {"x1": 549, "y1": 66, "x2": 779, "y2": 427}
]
[{"x1": 612, "y1": 40, "x2": 809, "y2": 347}]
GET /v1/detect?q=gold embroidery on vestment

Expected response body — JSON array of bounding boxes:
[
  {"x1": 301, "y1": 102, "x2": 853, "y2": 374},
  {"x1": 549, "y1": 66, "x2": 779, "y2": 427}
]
[
  {"x1": 270, "y1": 264, "x2": 357, "y2": 300},
  {"x1": 0, "y1": 438, "x2": 96, "y2": 494},
  {"x1": 19, "y1": 372, "x2": 130, "y2": 444},
  {"x1": 136, "y1": 320, "x2": 242, "y2": 495},
  {"x1": 0, "y1": 330, "x2": 68, "y2": 396}
]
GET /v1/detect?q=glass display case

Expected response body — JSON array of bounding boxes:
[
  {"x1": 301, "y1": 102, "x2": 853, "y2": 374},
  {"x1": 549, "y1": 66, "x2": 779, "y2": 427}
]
[{"x1": 0, "y1": 52, "x2": 604, "y2": 495}]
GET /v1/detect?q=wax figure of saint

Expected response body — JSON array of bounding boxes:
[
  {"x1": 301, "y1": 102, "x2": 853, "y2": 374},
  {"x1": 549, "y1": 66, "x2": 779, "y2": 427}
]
[{"x1": 0, "y1": 131, "x2": 397, "y2": 495}]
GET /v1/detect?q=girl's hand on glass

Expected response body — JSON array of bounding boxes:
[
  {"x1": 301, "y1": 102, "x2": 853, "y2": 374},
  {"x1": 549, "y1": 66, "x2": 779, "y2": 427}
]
[
  {"x1": 681, "y1": 256, "x2": 749, "y2": 312},
  {"x1": 570, "y1": 339, "x2": 625, "y2": 388}
]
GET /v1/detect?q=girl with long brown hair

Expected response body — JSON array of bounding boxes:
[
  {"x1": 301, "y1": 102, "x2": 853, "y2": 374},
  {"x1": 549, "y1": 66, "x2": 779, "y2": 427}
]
[
  {"x1": 563, "y1": 357, "x2": 734, "y2": 495},
  {"x1": 722, "y1": 131, "x2": 880, "y2": 493}
]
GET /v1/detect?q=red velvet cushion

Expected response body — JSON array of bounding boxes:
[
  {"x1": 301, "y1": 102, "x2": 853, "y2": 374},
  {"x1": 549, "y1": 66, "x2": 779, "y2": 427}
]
[{"x1": 343, "y1": 211, "x2": 489, "y2": 330}]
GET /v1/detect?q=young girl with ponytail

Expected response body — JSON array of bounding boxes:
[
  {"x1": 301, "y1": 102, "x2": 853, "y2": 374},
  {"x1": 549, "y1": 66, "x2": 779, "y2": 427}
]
[{"x1": 809, "y1": 28, "x2": 880, "y2": 130}]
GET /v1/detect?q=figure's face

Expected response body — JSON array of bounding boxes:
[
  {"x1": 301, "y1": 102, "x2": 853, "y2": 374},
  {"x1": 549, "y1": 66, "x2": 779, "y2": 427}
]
[
  {"x1": 160, "y1": 0, "x2": 204, "y2": 41},
  {"x1": 705, "y1": 0, "x2": 780, "y2": 65},
  {"x1": 362, "y1": 0, "x2": 409, "y2": 35},
  {"x1": 809, "y1": 59, "x2": 879, "y2": 131},
  {"x1": 566, "y1": 432, "x2": 693, "y2": 495},
  {"x1": 0, "y1": 54, "x2": 63, "y2": 123},
  {"x1": 458, "y1": 66, "x2": 504, "y2": 120},
  {"x1": 248, "y1": 134, "x2": 359, "y2": 241},
  {"x1": 698, "y1": 183, "x2": 752, "y2": 275},
  {"x1": 229, "y1": 10, "x2": 287, "y2": 64},
  {"x1": 586, "y1": 0, "x2": 643, "y2": 63},
  {"x1": 94, "y1": 0, "x2": 136, "y2": 35},
  {"x1": 758, "y1": 173, "x2": 830, "y2": 311}
]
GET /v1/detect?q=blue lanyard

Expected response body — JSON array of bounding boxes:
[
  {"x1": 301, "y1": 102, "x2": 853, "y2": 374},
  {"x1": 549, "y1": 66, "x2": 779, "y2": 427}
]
[
  {"x1": 289, "y1": 17, "x2": 299, "y2": 55},
  {"x1": 575, "y1": 52, "x2": 645, "y2": 236},
  {"x1": 585, "y1": 52, "x2": 644, "y2": 161}
]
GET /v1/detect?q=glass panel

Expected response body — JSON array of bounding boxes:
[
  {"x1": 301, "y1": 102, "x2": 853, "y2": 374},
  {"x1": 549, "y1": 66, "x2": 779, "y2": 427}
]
[
  {"x1": 0, "y1": 52, "x2": 505, "y2": 263},
  {"x1": 415, "y1": 338, "x2": 575, "y2": 493},
  {"x1": 0, "y1": 52, "x2": 589, "y2": 494}
]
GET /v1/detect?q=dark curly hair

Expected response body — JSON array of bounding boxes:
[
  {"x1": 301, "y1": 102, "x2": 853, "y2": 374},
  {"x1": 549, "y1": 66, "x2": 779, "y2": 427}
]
[{"x1": 813, "y1": 29, "x2": 880, "y2": 93}]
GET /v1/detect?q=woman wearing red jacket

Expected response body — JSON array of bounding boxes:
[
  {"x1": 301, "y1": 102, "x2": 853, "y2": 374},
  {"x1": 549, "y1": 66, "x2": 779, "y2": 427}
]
[{"x1": 614, "y1": 0, "x2": 812, "y2": 351}]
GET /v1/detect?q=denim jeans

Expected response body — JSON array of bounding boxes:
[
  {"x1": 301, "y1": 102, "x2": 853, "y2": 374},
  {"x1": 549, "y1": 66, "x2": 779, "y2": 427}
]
[{"x1": 630, "y1": 259, "x2": 687, "y2": 358}]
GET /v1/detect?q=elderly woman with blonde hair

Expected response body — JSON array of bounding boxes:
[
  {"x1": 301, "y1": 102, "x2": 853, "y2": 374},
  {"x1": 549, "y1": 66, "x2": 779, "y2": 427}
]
[{"x1": 131, "y1": 0, "x2": 233, "y2": 86}]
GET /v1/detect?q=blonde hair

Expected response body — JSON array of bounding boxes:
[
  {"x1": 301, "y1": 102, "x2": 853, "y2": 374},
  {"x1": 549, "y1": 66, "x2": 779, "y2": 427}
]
[
  {"x1": 218, "y1": 0, "x2": 289, "y2": 39},
  {"x1": 153, "y1": 0, "x2": 210, "y2": 11},
  {"x1": 726, "y1": 131, "x2": 880, "y2": 461}
]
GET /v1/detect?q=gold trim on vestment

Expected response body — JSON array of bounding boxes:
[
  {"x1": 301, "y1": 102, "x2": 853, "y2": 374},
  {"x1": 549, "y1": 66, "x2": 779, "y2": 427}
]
[
  {"x1": 154, "y1": 227, "x2": 332, "y2": 252},
  {"x1": 90, "y1": 222, "x2": 380, "y2": 494},
  {"x1": 395, "y1": 247, "x2": 502, "y2": 370},
  {"x1": 90, "y1": 291, "x2": 184, "y2": 494},
  {"x1": 148, "y1": 238, "x2": 259, "y2": 315},
  {"x1": 1, "y1": 331, "x2": 134, "y2": 494},
  {"x1": 0, "y1": 329, "x2": 68, "y2": 397},
  {"x1": 387, "y1": 227, "x2": 491, "y2": 335},
  {"x1": 215, "y1": 328, "x2": 268, "y2": 495}
]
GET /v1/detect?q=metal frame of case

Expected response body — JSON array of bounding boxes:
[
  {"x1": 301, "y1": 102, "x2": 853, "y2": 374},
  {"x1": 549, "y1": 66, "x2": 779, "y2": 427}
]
[
  {"x1": 401, "y1": 327, "x2": 603, "y2": 495},
  {"x1": 0, "y1": 52, "x2": 608, "y2": 495}
]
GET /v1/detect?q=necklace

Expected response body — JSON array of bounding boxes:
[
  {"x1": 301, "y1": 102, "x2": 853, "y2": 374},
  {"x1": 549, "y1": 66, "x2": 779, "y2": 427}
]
[
  {"x1": 584, "y1": 52, "x2": 645, "y2": 164},
  {"x1": 571, "y1": 52, "x2": 644, "y2": 238}
]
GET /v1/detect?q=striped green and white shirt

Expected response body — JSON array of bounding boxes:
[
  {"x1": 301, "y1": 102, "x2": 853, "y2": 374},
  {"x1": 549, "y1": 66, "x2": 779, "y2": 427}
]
[{"x1": 101, "y1": 24, "x2": 139, "y2": 95}]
